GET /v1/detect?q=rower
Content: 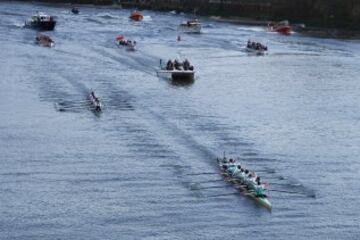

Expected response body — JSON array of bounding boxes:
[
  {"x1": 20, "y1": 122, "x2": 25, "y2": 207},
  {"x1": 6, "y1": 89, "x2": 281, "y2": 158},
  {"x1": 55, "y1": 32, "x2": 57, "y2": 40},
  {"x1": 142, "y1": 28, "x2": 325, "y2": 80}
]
[{"x1": 256, "y1": 176, "x2": 261, "y2": 185}]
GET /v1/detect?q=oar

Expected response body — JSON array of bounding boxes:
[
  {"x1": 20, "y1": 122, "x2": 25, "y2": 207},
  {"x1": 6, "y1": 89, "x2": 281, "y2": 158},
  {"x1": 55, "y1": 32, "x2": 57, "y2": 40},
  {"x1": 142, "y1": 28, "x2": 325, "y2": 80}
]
[
  {"x1": 207, "y1": 192, "x2": 239, "y2": 198},
  {"x1": 192, "y1": 185, "x2": 231, "y2": 190},
  {"x1": 269, "y1": 189, "x2": 316, "y2": 198},
  {"x1": 185, "y1": 172, "x2": 219, "y2": 176},
  {"x1": 184, "y1": 179, "x2": 224, "y2": 184}
]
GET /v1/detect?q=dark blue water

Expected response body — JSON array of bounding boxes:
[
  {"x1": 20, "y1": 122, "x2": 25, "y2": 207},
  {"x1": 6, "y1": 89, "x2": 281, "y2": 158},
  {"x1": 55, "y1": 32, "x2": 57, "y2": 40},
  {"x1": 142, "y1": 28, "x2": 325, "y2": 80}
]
[{"x1": 1, "y1": 1, "x2": 360, "y2": 239}]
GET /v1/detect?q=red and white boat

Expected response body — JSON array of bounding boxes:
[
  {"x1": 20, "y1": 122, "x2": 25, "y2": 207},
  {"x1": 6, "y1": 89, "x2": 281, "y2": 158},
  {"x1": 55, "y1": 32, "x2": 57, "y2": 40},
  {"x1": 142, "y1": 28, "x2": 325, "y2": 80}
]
[
  {"x1": 129, "y1": 10, "x2": 143, "y2": 21},
  {"x1": 115, "y1": 35, "x2": 136, "y2": 51},
  {"x1": 268, "y1": 20, "x2": 292, "y2": 35}
]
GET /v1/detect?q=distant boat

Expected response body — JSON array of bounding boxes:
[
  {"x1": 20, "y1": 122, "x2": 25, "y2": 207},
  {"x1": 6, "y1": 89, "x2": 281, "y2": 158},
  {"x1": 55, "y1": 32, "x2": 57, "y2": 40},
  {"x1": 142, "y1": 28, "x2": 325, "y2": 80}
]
[
  {"x1": 71, "y1": 8, "x2": 79, "y2": 14},
  {"x1": 268, "y1": 20, "x2": 292, "y2": 35},
  {"x1": 129, "y1": 10, "x2": 143, "y2": 21},
  {"x1": 35, "y1": 33, "x2": 54, "y2": 47},
  {"x1": 178, "y1": 19, "x2": 202, "y2": 33},
  {"x1": 115, "y1": 35, "x2": 136, "y2": 51},
  {"x1": 89, "y1": 91, "x2": 102, "y2": 112},
  {"x1": 25, "y1": 12, "x2": 56, "y2": 31},
  {"x1": 246, "y1": 40, "x2": 268, "y2": 55}
]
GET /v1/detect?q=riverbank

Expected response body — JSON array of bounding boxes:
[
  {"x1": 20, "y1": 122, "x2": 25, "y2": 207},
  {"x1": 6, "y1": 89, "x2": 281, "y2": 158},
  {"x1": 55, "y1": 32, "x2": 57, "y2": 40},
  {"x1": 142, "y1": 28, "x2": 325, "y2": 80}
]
[{"x1": 11, "y1": 0, "x2": 360, "y2": 39}]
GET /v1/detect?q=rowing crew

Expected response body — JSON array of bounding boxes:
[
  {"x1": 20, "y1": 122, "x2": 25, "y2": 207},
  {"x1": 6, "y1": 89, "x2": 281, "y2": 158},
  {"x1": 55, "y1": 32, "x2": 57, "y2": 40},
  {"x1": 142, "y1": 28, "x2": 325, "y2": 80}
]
[
  {"x1": 247, "y1": 40, "x2": 268, "y2": 51},
  {"x1": 89, "y1": 91, "x2": 102, "y2": 112},
  {"x1": 220, "y1": 158, "x2": 267, "y2": 197},
  {"x1": 166, "y1": 59, "x2": 194, "y2": 71}
]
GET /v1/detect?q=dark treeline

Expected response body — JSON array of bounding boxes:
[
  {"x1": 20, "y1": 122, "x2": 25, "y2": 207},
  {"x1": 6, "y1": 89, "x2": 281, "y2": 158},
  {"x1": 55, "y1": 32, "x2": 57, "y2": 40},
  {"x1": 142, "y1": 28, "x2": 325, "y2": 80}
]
[{"x1": 15, "y1": 0, "x2": 360, "y2": 29}]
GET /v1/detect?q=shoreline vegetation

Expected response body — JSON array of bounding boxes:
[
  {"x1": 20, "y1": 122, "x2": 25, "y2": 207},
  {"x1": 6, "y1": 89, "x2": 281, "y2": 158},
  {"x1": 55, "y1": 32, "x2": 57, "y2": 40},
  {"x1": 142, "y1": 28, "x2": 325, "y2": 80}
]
[{"x1": 13, "y1": 0, "x2": 360, "y2": 39}]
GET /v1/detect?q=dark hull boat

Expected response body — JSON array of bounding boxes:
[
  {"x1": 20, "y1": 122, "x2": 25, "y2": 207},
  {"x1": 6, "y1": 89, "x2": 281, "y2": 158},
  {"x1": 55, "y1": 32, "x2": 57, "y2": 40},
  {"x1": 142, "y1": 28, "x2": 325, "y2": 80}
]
[
  {"x1": 71, "y1": 8, "x2": 79, "y2": 14},
  {"x1": 25, "y1": 12, "x2": 56, "y2": 31}
]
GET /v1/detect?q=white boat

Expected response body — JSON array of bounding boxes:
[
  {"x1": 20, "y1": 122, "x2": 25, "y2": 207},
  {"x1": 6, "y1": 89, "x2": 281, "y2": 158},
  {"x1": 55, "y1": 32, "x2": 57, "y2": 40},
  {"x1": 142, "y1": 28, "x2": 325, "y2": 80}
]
[
  {"x1": 177, "y1": 19, "x2": 202, "y2": 33},
  {"x1": 116, "y1": 35, "x2": 136, "y2": 51}
]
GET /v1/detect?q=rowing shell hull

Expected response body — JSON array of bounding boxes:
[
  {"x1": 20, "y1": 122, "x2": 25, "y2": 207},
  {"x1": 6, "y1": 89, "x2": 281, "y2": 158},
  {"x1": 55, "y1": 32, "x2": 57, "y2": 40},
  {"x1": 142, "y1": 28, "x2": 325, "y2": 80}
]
[
  {"x1": 218, "y1": 162, "x2": 272, "y2": 211},
  {"x1": 229, "y1": 178, "x2": 272, "y2": 211}
]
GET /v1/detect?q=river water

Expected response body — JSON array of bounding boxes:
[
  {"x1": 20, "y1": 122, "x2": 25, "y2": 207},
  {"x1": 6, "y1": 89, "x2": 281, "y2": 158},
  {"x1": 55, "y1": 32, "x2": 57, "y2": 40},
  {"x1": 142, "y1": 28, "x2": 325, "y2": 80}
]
[{"x1": 1, "y1": 1, "x2": 359, "y2": 239}]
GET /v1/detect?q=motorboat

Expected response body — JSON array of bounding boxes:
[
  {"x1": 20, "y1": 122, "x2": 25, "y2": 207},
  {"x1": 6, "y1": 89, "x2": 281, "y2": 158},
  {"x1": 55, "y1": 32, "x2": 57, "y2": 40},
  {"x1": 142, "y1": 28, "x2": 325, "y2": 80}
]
[
  {"x1": 157, "y1": 59, "x2": 195, "y2": 81},
  {"x1": 268, "y1": 20, "x2": 292, "y2": 35},
  {"x1": 178, "y1": 19, "x2": 202, "y2": 33},
  {"x1": 246, "y1": 40, "x2": 268, "y2": 55},
  {"x1": 25, "y1": 12, "x2": 56, "y2": 31},
  {"x1": 116, "y1": 35, "x2": 136, "y2": 51},
  {"x1": 129, "y1": 10, "x2": 143, "y2": 21},
  {"x1": 71, "y1": 8, "x2": 79, "y2": 14},
  {"x1": 35, "y1": 33, "x2": 54, "y2": 47}
]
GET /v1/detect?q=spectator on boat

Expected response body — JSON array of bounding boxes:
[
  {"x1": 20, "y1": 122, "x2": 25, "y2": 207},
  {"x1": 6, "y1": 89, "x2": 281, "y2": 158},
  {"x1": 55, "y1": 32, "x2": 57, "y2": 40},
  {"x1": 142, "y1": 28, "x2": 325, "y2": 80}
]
[
  {"x1": 166, "y1": 60, "x2": 174, "y2": 70},
  {"x1": 183, "y1": 59, "x2": 190, "y2": 70},
  {"x1": 174, "y1": 59, "x2": 181, "y2": 70}
]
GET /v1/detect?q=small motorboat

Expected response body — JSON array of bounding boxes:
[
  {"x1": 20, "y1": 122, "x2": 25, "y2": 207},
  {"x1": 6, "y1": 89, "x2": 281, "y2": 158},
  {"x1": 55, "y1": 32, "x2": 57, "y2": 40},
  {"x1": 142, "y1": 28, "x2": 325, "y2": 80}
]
[
  {"x1": 246, "y1": 40, "x2": 268, "y2": 55},
  {"x1": 35, "y1": 33, "x2": 54, "y2": 47},
  {"x1": 158, "y1": 59, "x2": 195, "y2": 81},
  {"x1": 268, "y1": 20, "x2": 292, "y2": 35},
  {"x1": 25, "y1": 12, "x2": 56, "y2": 31},
  {"x1": 89, "y1": 91, "x2": 102, "y2": 112},
  {"x1": 71, "y1": 8, "x2": 79, "y2": 14},
  {"x1": 129, "y1": 10, "x2": 143, "y2": 21},
  {"x1": 115, "y1": 35, "x2": 136, "y2": 51},
  {"x1": 178, "y1": 19, "x2": 202, "y2": 33}
]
